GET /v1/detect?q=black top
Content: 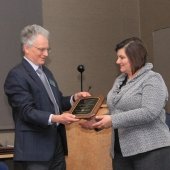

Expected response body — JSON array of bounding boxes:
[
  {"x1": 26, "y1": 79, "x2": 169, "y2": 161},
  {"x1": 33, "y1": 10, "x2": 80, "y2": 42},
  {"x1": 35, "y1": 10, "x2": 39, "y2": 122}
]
[{"x1": 114, "y1": 76, "x2": 128, "y2": 154}]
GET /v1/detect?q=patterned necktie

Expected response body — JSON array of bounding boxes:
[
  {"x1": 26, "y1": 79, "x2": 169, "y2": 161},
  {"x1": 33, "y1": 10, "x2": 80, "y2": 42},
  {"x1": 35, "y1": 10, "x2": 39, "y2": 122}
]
[{"x1": 36, "y1": 67, "x2": 59, "y2": 114}]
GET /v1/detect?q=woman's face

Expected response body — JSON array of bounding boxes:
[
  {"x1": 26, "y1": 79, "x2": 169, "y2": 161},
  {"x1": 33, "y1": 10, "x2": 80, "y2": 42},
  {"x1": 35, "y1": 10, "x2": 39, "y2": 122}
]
[{"x1": 116, "y1": 48, "x2": 132, "y2": 76}]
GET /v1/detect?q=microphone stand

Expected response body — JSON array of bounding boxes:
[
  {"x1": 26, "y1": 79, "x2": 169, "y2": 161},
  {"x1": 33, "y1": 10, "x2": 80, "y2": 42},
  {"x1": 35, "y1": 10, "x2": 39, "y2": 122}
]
[{"x1": 77, "y1": 65, "x2": 85, "y2": 92}]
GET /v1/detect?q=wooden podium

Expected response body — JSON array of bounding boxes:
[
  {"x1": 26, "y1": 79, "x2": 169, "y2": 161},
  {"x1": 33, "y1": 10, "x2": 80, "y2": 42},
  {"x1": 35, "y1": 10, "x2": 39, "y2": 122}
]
[{"x1": 65, "y1": 105, "x2": 112, "y2": 170}]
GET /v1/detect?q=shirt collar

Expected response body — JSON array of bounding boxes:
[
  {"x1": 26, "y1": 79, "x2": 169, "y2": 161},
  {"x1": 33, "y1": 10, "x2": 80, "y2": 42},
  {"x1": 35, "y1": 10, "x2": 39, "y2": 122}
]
[{"x1": 24, "y1": 56, "x2": 40, "y2": 72}]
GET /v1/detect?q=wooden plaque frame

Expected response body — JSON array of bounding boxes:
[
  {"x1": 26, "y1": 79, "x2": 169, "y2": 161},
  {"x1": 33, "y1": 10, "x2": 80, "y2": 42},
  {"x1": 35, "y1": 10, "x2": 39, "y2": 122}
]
[{"x1": 70, "y1": 95, "x2": 104, "y2": 119}]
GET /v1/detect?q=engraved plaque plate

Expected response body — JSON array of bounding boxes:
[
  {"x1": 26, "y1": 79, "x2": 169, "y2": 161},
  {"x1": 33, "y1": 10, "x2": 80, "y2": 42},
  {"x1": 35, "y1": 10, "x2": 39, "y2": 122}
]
[{"x1": 70, "y1": 95, "x2": 104, "y2": 119}]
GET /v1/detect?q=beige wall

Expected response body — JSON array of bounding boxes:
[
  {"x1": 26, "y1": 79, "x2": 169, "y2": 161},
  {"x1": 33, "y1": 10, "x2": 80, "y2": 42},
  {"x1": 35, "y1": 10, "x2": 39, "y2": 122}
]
[
  {"x1": 0, "y1": 131, "x2": 14, "y2": 147},
  {"x1": 42, "y1": 0, "x2": 140, "y2": 97}
]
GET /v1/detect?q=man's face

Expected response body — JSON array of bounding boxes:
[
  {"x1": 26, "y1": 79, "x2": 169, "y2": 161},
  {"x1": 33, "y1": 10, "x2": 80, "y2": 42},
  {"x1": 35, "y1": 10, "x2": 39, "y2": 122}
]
[{"x1": 24, "y1": 34, "x2": 50, "y2": 65}]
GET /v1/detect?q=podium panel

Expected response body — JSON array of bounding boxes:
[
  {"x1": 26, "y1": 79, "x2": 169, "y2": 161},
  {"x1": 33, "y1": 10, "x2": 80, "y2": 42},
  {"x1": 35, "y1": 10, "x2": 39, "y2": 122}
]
[{"x1": 66, "y1": 105, "x2": 112, "y2": 170}]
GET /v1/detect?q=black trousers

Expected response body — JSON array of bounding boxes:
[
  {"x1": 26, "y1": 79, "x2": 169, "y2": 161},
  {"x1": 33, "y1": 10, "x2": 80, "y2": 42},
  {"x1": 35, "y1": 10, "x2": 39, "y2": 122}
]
[
  {"x1": 14, "y1": 133, "x2": 66, "y2": 170},
  {"x1": 112, "y1": 147, "x2": 170, "y2": 170}
]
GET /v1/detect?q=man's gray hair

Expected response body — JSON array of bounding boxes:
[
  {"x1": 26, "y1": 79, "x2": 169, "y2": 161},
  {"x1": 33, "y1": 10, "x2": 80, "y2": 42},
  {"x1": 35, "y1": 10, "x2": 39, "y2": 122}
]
[{"x1": 20, "y1": 24, "x2": 49, "y2": 46}]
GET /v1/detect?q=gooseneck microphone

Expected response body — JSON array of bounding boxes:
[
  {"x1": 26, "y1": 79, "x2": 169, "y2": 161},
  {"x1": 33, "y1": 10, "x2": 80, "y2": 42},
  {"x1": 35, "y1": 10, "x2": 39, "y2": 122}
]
[{"x1": 77, "y1": 64, "x2": 85, "y2": 91}]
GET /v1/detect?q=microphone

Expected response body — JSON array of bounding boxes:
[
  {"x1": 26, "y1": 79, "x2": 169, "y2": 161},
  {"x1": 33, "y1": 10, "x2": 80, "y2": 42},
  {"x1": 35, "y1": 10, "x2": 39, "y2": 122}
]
[
  {"x1": 77, "y1": 65, "x2": 85, "y2": 91},
  {"x1": 77, "y1": 65, "x2": 85, "y2": 73}
]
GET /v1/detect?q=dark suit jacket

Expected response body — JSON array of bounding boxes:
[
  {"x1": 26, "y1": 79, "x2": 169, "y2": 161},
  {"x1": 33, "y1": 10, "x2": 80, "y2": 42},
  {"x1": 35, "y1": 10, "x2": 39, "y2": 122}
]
[{"x1": 4, "y1": 59, "x2": 71, "y2": 161}]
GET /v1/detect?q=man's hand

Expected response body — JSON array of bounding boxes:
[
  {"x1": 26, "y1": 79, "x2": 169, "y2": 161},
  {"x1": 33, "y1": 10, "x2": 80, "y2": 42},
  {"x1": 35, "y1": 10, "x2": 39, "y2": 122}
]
[
  {"x1": 73, "y1": 92, "x2": 91, "y2": 101},
  {"x1": 51, "y1": 112, "x2": 79, "y2": 125}
]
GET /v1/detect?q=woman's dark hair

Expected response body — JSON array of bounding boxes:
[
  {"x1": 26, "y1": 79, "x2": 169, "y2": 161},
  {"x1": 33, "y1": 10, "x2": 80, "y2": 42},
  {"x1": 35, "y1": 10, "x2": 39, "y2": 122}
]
[{"x1": 115, "y1": 37, "x2": 147, "y2": 74}]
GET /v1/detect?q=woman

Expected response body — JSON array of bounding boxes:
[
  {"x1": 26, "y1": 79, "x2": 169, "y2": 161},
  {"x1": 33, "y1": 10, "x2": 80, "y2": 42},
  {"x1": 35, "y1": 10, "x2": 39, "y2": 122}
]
[{"x1": 82, "y1": 37, "x2": 170, "y2": 170}]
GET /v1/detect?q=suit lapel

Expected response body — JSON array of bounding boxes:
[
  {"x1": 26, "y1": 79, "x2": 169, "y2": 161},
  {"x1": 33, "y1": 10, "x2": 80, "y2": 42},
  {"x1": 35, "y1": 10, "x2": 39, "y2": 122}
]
[
  {"x1": 22, "y1": 59, "x2": 61, "y2": 112},
  {"x1": 22, "y1": 59, "x2": 50, "y2": 97}
]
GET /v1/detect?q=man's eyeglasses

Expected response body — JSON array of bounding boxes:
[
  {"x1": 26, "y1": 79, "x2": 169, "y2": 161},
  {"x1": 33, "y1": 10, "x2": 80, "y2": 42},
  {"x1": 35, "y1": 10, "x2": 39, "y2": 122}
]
[{"x1": 32, "y1": 45, "x2": 51, "y2": 53}]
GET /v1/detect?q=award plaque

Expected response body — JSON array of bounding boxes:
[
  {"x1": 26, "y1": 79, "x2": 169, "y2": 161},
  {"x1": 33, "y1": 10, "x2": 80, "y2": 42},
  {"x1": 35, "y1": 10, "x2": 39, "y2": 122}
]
[{"x1": 70, "y1": 95, "x2": 104, "y2": 119}]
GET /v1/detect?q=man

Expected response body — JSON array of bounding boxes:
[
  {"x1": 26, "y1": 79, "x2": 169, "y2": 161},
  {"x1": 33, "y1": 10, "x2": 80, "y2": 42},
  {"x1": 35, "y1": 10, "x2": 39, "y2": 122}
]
[
  {"x1": 0, "y1": 162, "x2": 8, "y2": 170},
  {"x1": 4, "y1": 24, "x2": 90, "y2": 170}
]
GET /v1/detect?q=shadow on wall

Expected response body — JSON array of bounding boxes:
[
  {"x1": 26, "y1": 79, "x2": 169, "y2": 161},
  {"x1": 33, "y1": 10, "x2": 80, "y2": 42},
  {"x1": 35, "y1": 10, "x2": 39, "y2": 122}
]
[{"x1": 153, "y1": 27, "x2": 170, "y2": 113}]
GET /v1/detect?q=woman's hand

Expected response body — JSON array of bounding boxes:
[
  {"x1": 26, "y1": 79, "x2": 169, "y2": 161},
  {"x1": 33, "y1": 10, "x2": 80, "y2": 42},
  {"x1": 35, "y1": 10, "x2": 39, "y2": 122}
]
[
  {"x1": 92, "y1": 115, "x2": 112, "y2": 130},
  {"x1": 80, "y1": 115, "x2": 112, "y2": 130},
  {"x1": 79, "y1": 117, "x2": 97, "y2": 130}
]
